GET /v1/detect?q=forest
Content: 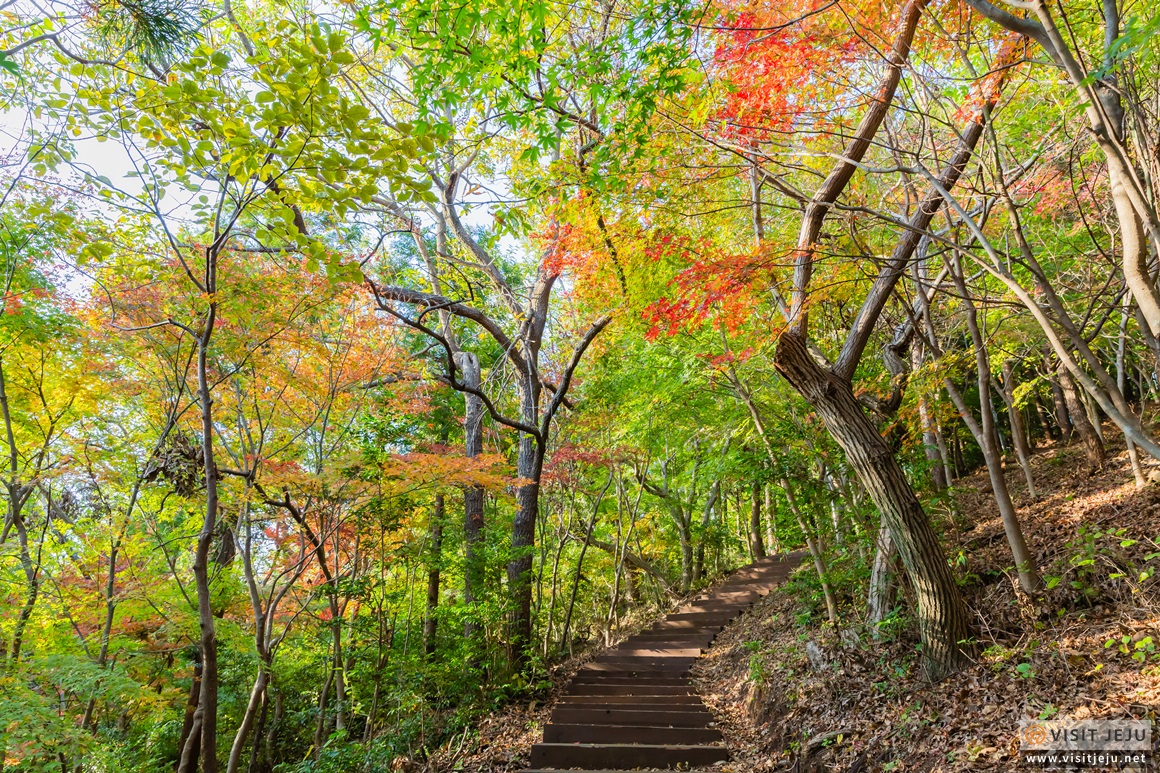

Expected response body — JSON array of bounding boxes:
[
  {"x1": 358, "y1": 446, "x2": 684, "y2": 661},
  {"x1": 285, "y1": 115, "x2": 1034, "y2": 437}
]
[{"x1": 1, "y1": 0, "x2": 1159, "y2": 770}]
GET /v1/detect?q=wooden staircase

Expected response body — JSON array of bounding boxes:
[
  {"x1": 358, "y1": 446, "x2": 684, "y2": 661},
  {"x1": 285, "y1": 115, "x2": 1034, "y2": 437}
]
[{"x1": 524, "y1": 551, "x2": 805, "y2": 772}]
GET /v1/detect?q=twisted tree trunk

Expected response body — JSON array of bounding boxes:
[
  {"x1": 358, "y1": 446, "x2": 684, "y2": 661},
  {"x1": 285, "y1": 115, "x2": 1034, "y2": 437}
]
[{"x1": 775, "y1": 333, "x2": 971, "y2": 677}]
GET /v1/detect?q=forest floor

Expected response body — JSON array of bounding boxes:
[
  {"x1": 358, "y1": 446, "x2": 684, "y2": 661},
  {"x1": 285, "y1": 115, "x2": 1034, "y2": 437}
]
[{"x1": 424, "y1": 431, "x2": 1160, "y2": 772}]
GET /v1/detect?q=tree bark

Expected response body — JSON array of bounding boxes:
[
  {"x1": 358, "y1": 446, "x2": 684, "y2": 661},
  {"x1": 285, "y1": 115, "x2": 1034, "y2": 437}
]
[
  {"x1": 185, "y1": 321, "x2": 220, "y2": 773},
  {"x1": 1047, "y1": 368, "x2": 1073, "y2": 440},
  {"x1": 749, "y1": 483, "x2": 766, "y2": 559},
  {"x1": 867, "y1": 516, "x2": 896, "y2": 632},
  {"x1": 507, "y1": 372, "x2": 544, "y2": 667},
  {"x1": 457, "y1": 352, "x2": 485, "y2": 643},
  {"x1": 999, "y1": 360, "x2": 1038, "y2": 499},
  {"x1": 226, "y1": 667, "x2": 268, "y2": 773},
  {"x1": 774, "y1": 332, "x2": 971, "y2": 678},
  {"x1": 693, "y1": 480, "x2": 720, "y2": 583},
  {"x1": 176, "y1": 656, "x2": 202, "y2": 773},
  {"x1": 1057, "y1": 362, "x2": 1105, "y2": 468},
  {"x1": 424, "y1": 493, "x2": 444, "y2": 656},
  {"x1": 1117, "y1": 302, "x2": 1147, "y2": 487}
]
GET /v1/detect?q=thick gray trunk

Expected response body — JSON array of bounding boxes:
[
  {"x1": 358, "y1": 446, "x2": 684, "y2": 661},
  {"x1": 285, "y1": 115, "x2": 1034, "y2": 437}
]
[
  {"x1": 456, "y1": 352, "x2": 485, "y2": 641},
  {"x1": 507, "y1": 375, "x2": 542, "y2": 666}
]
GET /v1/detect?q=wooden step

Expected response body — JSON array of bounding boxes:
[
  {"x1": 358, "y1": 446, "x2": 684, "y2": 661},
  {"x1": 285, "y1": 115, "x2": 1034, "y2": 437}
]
[
  {"x1": 629, "y1": 636, "x2": 716, "y2": 646},
  {"x1": 714, "y1": 580, "x2": 781, "y2": 592},
  {"x1": 621, "y1": 633, "x2": 715, "y2": 643},
  {"x1": 675, "y1": 602, "x2": 750, "y2": 614},
  {"x1": 603, "y1": 647, "x2": 703, "y2": 658},
  {"x1": 633, "y1": 627, "x2": 719, "y2": 637},
  {"x1": 650, "y1": 620, "x2": 724, "y2": 631},
  {"x1": 580, "y1": 663, "x2": 696, "y2": 673},
  {"x1": 566, "y1": 684, "x2": 695, "y2": 696},
  {"x1": 592, "y1": 653, "x2": 699, "y2": 664},
  {"x1": 570, "y1": 675, "x2": 692, "y2": 686},
  {"x1": 543, "y1": 723, "x2": 723, "y2": 745},
  {"x1": 664, "y1": 612, "x2": 738, "y2": 624},
  {"x1": 689, "y1": 592, "x2": 759, "y2": 603},
  {"x1": 559, "y1": 687, "x2": 696, "y2": 701},
  {"x1": 525, "y1": 553, "x2": 804, "y2": 772},
  {"x1": 529, "y1": 742, "x2": 730, "y2": 770},
  {"x1": 549, "y1": 706, "x2": 712, "y2": 727},
  {"x1": 558, "y1": 694, "x2": 704, "y2": 705}
]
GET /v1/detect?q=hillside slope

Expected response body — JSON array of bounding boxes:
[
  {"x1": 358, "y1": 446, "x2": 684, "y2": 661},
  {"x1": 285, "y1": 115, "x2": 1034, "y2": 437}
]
[{"x1": 697, "y1": 435, "x2": 1160, "y2": 772}]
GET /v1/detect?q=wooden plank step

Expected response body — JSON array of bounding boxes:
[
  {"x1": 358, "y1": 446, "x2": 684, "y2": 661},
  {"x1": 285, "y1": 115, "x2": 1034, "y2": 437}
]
[
  {"x1": 569, "y1": 675, "x2": 692, "y2": 686},
  {"x1": 556, "y1": 696, "x2": 700, "y2": 710},
  {"x1": 549, "y1": 707, "x2": 712, "y2": 727},
  {"x1": 664, "y1": 612, "x2": 738, "y2": 624},
  {"x1": 558, "y1": 695, "x2": 704, "y2": 706},
  {"x1": 554, "y1": 700, "x2": 708, "y2": 712},
  {"x1": 543, "y1": 723, "x2": 723, "y2": 745},
  {"x1": 593, "y1": 652, "x2": 699, "y2": 662},
  {"x1": 650, "y1": 620, "x2": 723, "y2": 631},
  {"x1": 675, "y1": 602, "x2": 750, "y2": 614},
  {"x1": 591, "y1": 657, "x2": 698, "y2": 669},
  {"x1": 690, "y1": 591, "x2": 759, "y2": 602},
  {"x1": 605, "y1": 647, "x2": 703, "y2": 658},
  {"x1": 566, "y1": 684, "x2": 695, "y2": 696},
  {"x1": 633, "y1": 627, "x2": 719, "y2": 637},
  {"x1": 582, "y1": 665, "x2": 695, "y2": 677},
  {"x1": 619, "y1": 639, "x2": 713, "y2": 650},
  {"x1": 714, "y1": 580, "x2": 781, "y2": 592},
  {"x1": 679, "y1": 597, "x2": 753, "y2": 607},
  {"x1": 529, "y1": 742, "x2": 729, "y2": 770},
  {"x1": 622, "y1": 632, "x2": 715, "y2": 642},
  {"x1": 578, "y1": 666, "x2": 694, "y2": 678},
  {"x1": 556, "y1": 687, "x2": 700, "y2": 701}
]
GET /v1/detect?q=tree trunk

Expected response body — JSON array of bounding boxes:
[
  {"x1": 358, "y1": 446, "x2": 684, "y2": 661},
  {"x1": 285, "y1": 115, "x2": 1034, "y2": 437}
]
[
  {"x1": 312, "y1": 667, "x2": 333, "y2": 758},
  {"x1": 764, "y1": 486, "x2": 778, "y2": 554},
  {"x1": 457, "y1": 352, "x2": 485, "y2": 643},
  {"x1": 937, "y1": 258, "x2": 1041, "y2": 594},
  {"x1": 1057, "y1": 362, "x2": 1105, "y2": 467},
  {"x1": 749, "y1": 483, "x2": 766, "y2": 559},
  {"x1": 1047, "y1": 366, "x2": 1074, "y2": 440},
  {"x1": 226, "y1": 667, "x2": 269, "y2": 773},
  {"x1": 774, "y1": 331, "x2": 971, "y2": 678},
  {"x1": 999, "y1": 361, "x2": 1038, "y2": 499},
  {"x1": 507, "y1": 373, "x2": 544, "y2": 668},
  {"x1": 332, "y1": 608, "x2": 346, "y2": 733},
  {"x1": 1118, "y1": 302, "x2": 1147, "y2": 487},
  {"x1": 867, "y1": 516, "x2": 896, "y2": 632},
  {"x1": 946, "y1": 376, "x2": 1041, "y2": 594},
  {"x1": 677, "y1": 509, "x2": 693, "y2": 594},
  {"x1": 561, "y1": 475, "x2": 612, "y2": 653},
  {"x1": 909, "y1": 339, "x2": 948, "y2": 491},
  {"x1": 176, "y1": 657, "x2": 202, "y2": 773},
  {"x1": 423, "y1": 493, "x2": 444, "y2": 656},
  {"x1": 1033, "y1": 392, "x2": 1058, "y2": 440},
  {"x1": 184, "y1": 327, "x2": 220, "y2": 773},
  {"x1": 693, "y1": 480, "x2": 720, "y2": 584}
]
